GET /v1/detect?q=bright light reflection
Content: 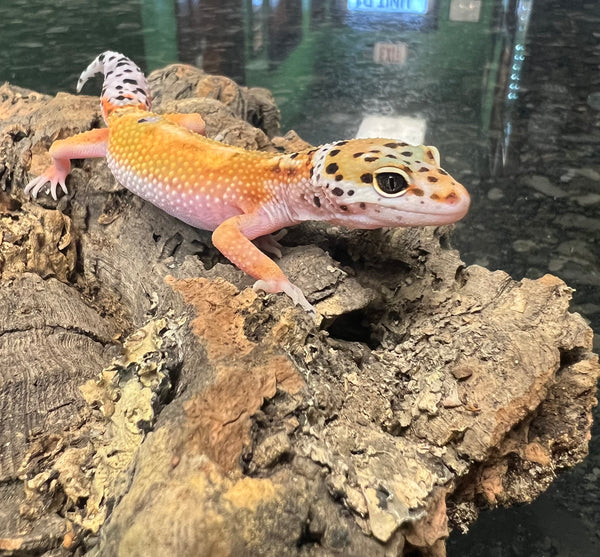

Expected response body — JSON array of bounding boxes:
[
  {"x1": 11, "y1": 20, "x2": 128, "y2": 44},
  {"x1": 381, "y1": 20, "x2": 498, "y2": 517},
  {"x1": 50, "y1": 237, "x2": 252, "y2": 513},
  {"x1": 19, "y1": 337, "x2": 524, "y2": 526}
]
[
  {"x1": 449, "y1": 0, "x2": 482, "y2": 22},
  {"x1": 355, "y1": 115, "x2": 427, "y2": 145},
  {"x1": 347, "y1": 0, "x2": 429, "y2": 15}
]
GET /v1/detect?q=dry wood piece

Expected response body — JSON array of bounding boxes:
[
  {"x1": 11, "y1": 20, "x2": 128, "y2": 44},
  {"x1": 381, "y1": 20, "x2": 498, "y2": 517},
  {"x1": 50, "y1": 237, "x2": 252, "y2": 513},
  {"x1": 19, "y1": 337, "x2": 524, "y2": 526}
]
[{"x1": 0, "y1": 68, "x2": 598, "y2": 556}]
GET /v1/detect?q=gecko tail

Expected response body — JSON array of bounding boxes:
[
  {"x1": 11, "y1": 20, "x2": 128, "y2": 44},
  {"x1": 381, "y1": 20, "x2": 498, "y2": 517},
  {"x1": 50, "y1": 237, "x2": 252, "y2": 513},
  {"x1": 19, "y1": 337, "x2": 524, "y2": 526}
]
[{"x1": 77, "y1": 51, "x2": 151, "y2": 121}]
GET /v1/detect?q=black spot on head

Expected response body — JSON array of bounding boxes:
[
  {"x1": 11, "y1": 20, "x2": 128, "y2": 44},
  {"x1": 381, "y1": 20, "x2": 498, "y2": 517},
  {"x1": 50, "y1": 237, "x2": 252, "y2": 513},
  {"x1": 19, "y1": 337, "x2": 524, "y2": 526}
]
[
  {"x1": 364, "y1": 156, "x2": 378, "y2": 162},
  {"x1": 340, "y1": 205, "x2": 348, "y2": 211},
  {"x1": 335, "y1": 174, "x2": 344, "y2": 181},
  {"x1": 330, "y1": 149, "x2": 340, "y2": 157},
  {"x1": 369, "y1": 150, "x2": 381, "y2": 154},
  {"x1": 347, "y1": 190, "x2": 354, "y2": 196},
  {"x1": 428, "y1": 176, "x2": 438, "y2": 183},
  {"x1": 399, "y1": 142, "x2": 408, "y2": 146},
  {"x1": 123, "y1": 68, "x2": 133, "y2": 73},
  {"x1": 116, "y1": 61, "x2": 130, "y2": 68},
  {"x1": 418, "y1": 167, "x2": 429, "y2": 172},
  {"x1": 387, "y1": 154, "x2": 398, "y2": 159},
  {"x1": 353, "y1": 152, "x2": 364, "y2": 158},
  {"x1": 326, "y1": 163, "x2": 339, "y2": 174},
  {"x1": 360, "y1": 202, "x2": 366, "y2": 209},
  {"x1": 123, "y1": 78, "x2": 138, "y2": 85},
  {"x1": 426, "y1": 149, "x2": 434, "y2": 159},
  {"x1": 332, "y1": 187, "x2": 344, "y2": 196},
  {"x1": 439, "y1": 169, "x2": 448, "y2": 175},
  {"x1": 313, "y1": 196, "x2": 321, "y2": 208},
  {"x1": 116, "y1": 85, "x2": 123, "y2": 90},
  {"x1": 309, "y1": 167, "x2": 314, "y2": 178},
  {"x1": 106, "y1": 70, "x2": 113, "y2": 77},
  {"x1": 336, "y1": 140, "x2": 348, "y2": 146},
  {"x1": 360, "y1": 173, "x2": 373, "y2": 184},
  {"x1": 115, "y1": 95, "x2": 126, "y2": 101},
  {"x1": 384, "y1": 142, "x2": 400, "y2": 148},
  {"x1": 99, "y1": 53, "x2": 105, "y2": 62},
  {"x1": 307, "y1": 149, "x2": 317, "y2": 156},
  {"x1": 401, "y1": 151, "x2": 413, "y2": 157},
  {"x1": 290, "y1": 153, "x2": 299, "y2": 159}
]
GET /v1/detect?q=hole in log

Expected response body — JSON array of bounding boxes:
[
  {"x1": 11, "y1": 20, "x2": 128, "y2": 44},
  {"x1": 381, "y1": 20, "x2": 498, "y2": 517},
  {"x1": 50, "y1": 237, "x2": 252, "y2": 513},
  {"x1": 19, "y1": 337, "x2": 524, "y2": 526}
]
[{"x1": 325, "y1": 309, "x2": 380, "y2": 349}]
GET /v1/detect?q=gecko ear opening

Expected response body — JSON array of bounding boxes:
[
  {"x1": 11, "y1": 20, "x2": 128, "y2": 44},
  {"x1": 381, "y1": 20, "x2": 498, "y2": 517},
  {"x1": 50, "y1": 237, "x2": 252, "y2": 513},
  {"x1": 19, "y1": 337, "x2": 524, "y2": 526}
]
[{"x1": 426, "y1": 145, "x2": 441, "y2": 166}]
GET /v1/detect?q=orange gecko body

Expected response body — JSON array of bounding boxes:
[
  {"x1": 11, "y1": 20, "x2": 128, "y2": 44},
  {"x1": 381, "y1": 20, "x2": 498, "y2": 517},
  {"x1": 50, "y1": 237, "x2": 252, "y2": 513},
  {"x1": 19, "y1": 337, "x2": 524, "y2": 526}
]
[{"x1": 25, "y1": 51, "x2": 470, "y2": 312}]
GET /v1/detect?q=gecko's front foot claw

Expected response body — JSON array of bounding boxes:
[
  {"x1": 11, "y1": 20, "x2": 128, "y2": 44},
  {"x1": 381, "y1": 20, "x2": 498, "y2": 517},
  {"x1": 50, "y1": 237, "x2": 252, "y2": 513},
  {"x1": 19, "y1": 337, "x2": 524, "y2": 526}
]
[
  {"x1": 24, "y1": 166, "x2": 69, "y2": 200},
  {"x1": 25, "y1": 176, "x2": 50, "y2": 199},
  {"x1": 253, "y1": 279, "x2": 316, "y2": 315}
]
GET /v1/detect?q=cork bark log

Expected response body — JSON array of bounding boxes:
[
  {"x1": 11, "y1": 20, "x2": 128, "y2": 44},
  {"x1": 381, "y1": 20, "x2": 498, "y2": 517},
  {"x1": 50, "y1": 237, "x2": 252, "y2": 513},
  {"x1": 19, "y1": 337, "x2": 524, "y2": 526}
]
[{"x1": 0, "y1": 65, "x2": 598, "y2": 557}]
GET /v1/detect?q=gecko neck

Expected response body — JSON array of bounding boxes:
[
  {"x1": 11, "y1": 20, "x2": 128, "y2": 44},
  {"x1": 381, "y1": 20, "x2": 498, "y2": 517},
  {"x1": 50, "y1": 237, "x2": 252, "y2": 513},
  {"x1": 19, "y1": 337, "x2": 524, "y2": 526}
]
[{"x1": 276, "y1": 144, "x2": 339, "y2": 223}]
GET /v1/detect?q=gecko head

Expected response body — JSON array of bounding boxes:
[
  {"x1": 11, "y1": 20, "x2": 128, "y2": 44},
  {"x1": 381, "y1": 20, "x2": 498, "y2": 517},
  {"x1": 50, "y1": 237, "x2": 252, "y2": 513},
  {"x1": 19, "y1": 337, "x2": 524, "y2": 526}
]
[{"x1": 306, "y1": 139, "x2": 470, "y2": 229}]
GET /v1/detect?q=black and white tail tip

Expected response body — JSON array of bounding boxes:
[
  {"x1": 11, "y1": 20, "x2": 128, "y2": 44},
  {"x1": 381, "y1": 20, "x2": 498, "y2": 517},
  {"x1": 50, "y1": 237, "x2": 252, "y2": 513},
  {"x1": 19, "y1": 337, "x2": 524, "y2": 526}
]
[{"x1": 77, "y1": 51, "x2": 151, "y2": 118}]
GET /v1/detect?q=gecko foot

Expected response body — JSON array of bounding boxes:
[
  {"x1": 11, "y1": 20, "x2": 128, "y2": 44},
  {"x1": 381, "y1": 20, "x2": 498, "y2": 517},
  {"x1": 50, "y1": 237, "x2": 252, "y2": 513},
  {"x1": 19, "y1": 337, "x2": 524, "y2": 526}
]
[
  {"x1": 254, "y1": 230, "x2": 288, "y2": 259},
  {"x1": 253, "y1": 278, "x2": 316, "y2": 314},
  {"x1": 24, "y1": 165, "x2": 69, "y2": 200}
]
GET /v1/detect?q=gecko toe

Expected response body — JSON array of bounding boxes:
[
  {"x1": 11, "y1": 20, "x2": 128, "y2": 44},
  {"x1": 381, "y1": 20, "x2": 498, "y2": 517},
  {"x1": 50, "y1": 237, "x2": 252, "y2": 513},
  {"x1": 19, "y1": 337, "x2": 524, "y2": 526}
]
[
  {"x1": 24, "y1": 176, "x2": 48, "y2": 199},
  {"x1": 253, "y1": 279, "x2": 315, "y2": 314}
]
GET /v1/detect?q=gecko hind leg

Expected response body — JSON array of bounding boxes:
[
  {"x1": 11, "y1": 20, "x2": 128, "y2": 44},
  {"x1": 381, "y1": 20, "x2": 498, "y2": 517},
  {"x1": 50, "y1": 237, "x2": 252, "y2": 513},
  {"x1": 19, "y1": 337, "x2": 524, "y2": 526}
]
[{"x1": 254, "y1": 230, "x2": 288, "y2": 258}]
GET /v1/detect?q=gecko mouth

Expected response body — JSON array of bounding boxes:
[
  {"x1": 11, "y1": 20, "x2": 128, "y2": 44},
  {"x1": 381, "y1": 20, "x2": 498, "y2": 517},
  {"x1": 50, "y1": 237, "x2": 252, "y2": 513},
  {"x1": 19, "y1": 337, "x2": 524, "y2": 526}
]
[
  {"x1": 349, "y1": 194, "x2": 471, "y2": 228},
  {"x1": 386, "y1": 188, "x2": 471, "y2": 223},
  {"x1": 393, "y1": 206, "x2": 470, "y2": 225},
  {"x1": 333, "y1": 201, "x2": 470, "y2": 230}
]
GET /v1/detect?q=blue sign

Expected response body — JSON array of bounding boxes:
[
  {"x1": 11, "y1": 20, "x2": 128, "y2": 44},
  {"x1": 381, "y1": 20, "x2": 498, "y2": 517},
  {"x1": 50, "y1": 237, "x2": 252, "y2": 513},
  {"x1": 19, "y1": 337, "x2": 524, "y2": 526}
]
[{"x1": 347, "y1": 0, "x2": 429, "y2": 14}]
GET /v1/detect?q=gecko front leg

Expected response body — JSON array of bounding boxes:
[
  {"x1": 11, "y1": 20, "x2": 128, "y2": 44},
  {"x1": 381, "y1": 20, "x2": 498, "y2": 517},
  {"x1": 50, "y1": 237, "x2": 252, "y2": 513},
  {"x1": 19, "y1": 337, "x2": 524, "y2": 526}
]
[
  {"x1": 25, "y1": 128, "x2": 109, "y2": 199},
  {"x1": 212, "y1": 213, "x2": 314, "y2": 313}
]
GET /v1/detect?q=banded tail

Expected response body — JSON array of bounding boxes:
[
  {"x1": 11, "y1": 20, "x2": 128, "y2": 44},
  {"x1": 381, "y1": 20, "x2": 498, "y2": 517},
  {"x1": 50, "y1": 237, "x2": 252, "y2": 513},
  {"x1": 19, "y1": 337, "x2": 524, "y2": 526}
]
[{"x1": 77, "y1": 51, "x2": 151, "y2": 121}]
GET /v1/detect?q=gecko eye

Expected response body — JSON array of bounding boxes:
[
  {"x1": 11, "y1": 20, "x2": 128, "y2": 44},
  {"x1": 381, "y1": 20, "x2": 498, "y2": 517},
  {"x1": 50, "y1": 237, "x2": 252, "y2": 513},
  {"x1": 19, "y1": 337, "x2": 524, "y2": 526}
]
[{"x1": 373, "y1": 167, "x2": 410, "y2": 197}]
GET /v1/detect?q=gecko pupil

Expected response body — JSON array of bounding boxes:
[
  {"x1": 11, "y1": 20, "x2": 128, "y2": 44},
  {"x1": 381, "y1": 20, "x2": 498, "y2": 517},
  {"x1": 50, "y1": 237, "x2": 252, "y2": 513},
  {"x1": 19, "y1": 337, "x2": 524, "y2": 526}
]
[{"x1": 376, "y1": 172, "x2": 408, "y2": 195}]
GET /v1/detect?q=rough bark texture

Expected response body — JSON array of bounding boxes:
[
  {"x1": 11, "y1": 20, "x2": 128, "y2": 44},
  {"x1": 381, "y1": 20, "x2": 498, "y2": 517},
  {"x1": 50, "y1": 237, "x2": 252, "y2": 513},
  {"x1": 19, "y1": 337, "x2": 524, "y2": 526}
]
[{"x1": 0, "y1": 64, "x2": 598, "y2": 556}]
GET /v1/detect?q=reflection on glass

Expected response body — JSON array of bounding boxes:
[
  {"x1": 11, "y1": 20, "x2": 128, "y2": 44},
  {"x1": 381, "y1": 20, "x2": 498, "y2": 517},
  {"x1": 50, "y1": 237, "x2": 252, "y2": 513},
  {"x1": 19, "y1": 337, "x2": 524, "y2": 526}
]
[
  {"x1": 347, "y1": 0, "x2": 429, "y2": 14},
  {"x1": 486, "y1": 0, "x2": 534, "y2": 173},
  {"x1": 267, "y1": 0, "x2": 303, "y2": 62},
  {"x1": 373, "y1": 42, "x2": 408, "y2": 65},
  {"x1": 177, "y1": 0, "x2": 245, "y2": 84},
  {"x1": 449, "y1": 0, "x2": 482, "y2": 22},
  {"x1": 141, "y1": 0, "x2": 177, "y2": 69},
  {"x1": 356, "y1": 115, "x2": 427, "y2": 145}
]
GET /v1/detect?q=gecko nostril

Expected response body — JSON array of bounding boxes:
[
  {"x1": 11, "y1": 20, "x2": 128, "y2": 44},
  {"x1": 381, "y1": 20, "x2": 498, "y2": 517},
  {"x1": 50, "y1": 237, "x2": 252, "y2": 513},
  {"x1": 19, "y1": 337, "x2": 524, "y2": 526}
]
[{"x1": 445, "y1": 192, "x2": 458, "y2": 204}]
